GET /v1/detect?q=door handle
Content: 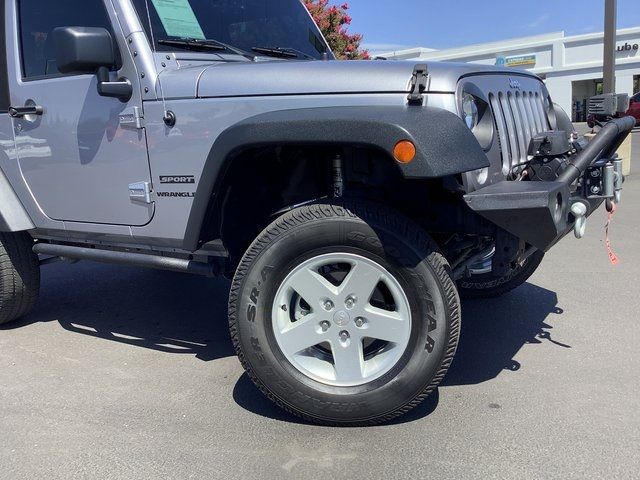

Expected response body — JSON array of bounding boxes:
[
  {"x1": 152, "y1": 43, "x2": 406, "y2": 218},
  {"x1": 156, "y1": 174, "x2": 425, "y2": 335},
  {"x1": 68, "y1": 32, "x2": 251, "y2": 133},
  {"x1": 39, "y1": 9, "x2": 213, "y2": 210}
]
[{"x1": 9, "y1": 105, "x2": 44, "y2": 118}]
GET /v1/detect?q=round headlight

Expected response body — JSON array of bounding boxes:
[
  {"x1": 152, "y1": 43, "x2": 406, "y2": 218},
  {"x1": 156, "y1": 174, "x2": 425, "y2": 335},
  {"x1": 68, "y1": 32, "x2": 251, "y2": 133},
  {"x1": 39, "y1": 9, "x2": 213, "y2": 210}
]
[
  {"x1": 459, "y1": 90, "x2": 494, "y2": 151},
  {"x1": 462, "y1": 93, "x2": 479, "y2": 129}
]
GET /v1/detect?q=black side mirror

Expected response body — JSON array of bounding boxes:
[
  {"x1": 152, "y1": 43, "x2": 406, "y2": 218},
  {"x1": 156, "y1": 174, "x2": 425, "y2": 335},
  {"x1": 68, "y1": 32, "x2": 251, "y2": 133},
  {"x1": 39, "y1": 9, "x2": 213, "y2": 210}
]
[
  {"x1": 53, "y1": 27, "x2": 115, "y2": 74},
  {"x1": 53, "y1": 27, "x2": 132, "y2": 102}
]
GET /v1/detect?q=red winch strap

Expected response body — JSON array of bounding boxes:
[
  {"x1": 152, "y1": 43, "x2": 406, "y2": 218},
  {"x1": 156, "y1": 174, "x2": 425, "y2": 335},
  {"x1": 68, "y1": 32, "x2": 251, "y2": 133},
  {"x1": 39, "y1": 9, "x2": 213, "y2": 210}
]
[{"x1": 604, "y1": 202, "x2": 619, "y2": 266}]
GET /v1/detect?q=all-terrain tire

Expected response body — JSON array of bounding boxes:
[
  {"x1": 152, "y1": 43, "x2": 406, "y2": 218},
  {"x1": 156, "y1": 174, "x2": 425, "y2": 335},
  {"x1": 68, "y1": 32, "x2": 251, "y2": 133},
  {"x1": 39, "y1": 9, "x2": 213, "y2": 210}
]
[
  {"x1": 229, "y1": 201, "x2": 461, "y2": 426},
  {"x1": 457, "y1": 250, "x2": 545, "y2": 299},
  {"x1": 0, "y1": 232, "x2": 40, "y2": 325}
]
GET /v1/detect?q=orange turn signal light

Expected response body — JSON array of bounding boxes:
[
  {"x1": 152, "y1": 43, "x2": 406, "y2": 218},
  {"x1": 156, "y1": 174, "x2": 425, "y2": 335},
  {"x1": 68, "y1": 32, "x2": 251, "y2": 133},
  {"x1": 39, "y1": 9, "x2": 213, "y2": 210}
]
[{"x1": 393, "y1": 140, "x2": 416, "y2": 164}]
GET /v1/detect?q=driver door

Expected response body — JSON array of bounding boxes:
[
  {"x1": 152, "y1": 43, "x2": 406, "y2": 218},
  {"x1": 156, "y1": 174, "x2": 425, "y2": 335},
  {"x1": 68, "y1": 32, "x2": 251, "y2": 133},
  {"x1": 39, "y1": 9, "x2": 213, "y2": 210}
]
[{"x1": 6, "y1": 0, "x2": 153, "y2": 226}]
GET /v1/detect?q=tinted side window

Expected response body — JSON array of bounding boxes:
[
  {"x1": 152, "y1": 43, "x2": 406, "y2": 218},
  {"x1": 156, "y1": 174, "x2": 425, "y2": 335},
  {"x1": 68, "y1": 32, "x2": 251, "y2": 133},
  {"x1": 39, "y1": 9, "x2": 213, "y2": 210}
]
[{"x1": 18, "y1": 0, "x2": 117, "y2": 79}]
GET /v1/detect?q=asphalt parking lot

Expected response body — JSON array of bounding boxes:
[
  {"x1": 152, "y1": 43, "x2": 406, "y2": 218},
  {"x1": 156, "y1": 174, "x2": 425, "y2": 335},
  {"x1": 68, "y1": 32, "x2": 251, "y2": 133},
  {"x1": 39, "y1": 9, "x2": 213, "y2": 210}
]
[{"x1": 2, "y1": 177, "x2": 639, "y2": 480}]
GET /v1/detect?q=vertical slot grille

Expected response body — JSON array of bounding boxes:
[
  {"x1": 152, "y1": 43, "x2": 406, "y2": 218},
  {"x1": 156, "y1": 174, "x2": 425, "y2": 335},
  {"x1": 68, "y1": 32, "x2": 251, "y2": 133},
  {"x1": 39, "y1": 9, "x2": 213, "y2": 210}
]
[{"x1": 490, "y1": 89, "x2": 550, "y2": 172}]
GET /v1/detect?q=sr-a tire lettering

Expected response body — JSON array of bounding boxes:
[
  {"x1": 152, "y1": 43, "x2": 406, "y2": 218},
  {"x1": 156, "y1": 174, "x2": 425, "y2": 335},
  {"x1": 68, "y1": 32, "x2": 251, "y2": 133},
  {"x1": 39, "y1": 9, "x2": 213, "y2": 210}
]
[
  {"x1": 246, "y1": 266, "x2": 274, "y2": 323},
  {"x1": 260, "y1": 265, "x2": 274, "y2": 282},
  {"x1": 250, "y1": 287, "x2": 260, "y2": 303},
  {"x1": 247, "y1": 304, "x2": 256, "y2": 323}
]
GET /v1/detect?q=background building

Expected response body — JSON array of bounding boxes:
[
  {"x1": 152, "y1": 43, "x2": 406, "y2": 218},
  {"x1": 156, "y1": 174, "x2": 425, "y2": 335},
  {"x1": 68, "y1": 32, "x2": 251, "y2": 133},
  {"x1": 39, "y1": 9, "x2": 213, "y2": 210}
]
[{"x1": 381, "y1": 27, "x2": 640, "y2": 122}]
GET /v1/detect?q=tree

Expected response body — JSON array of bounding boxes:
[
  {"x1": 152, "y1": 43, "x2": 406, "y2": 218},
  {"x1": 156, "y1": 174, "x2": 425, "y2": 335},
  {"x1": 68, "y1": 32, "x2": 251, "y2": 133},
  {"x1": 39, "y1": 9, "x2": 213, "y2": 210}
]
[{"x1": 303, "y1": 1, "x2": 370, "y2": 60}]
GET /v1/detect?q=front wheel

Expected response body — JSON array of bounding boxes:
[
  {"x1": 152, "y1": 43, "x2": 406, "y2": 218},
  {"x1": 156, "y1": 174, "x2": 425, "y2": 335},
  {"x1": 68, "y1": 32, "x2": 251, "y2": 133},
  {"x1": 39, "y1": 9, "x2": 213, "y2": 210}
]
[
  {"x1": 229, "y1": 202, "x2": 460, "y2": 426},
  {"x1": 457, "y1": 250, "x2": 545, "y2": 299}
]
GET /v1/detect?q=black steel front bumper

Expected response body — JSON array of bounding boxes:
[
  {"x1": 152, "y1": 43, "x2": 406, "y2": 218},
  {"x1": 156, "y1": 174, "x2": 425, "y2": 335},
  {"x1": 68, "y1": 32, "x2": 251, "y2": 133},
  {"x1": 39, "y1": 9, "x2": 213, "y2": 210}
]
[{"x1": 464, "y1": 116, "x2": 635, "y2": 252}]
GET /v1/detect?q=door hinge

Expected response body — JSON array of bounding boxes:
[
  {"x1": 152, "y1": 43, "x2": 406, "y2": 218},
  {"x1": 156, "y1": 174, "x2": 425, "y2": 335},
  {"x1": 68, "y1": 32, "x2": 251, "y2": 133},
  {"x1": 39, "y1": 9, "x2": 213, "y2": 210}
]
[
  {"x1": 407, "y1": 64, "x2": 429, "y2": 106},
  {"x1": 119, "y1": 106, "x2": 145, "y2": 129},
  {"x1": 129, "y1": 181, "x2": 152, "y2": 204}
]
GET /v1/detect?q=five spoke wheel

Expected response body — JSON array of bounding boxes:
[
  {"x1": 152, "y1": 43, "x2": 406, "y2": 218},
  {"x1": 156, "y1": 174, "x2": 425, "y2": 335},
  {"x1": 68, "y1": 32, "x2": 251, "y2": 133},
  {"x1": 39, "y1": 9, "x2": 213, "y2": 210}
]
[{"x1": 272, "y1": 253, "x2": 412, "y2": 387}]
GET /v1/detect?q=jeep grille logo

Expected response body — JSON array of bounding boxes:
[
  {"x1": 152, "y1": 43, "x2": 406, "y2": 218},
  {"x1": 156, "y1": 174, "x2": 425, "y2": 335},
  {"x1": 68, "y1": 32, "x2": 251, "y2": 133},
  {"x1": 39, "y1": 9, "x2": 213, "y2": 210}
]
[{"x1": 509, "y1": 78, "x2": 521, "y2": 90}]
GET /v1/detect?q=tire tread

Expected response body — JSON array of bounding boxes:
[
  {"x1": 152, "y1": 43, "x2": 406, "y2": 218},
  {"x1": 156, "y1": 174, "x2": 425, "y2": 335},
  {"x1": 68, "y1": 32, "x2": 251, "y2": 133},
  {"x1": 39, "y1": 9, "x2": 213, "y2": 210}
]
[
  {"x1": 229, "y1": 201, "x2": 460, "y2": 426},
  {"x1": 0, "y1": 232, "x2": 40, "y2": 325}
]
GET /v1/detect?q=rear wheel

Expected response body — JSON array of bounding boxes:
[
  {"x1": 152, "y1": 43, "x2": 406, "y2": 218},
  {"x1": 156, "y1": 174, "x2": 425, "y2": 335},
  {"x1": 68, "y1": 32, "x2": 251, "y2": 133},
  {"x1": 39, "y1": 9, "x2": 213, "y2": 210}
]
[
  {"x1": 457, "y1": 249, "x2": 545, "y2": 299},
  {"x1": 0, "y1": 232, "x2": 40, "y2": 325},
  {"x1": 229, "y1": 202, "x2": 460, "y2": 426}
]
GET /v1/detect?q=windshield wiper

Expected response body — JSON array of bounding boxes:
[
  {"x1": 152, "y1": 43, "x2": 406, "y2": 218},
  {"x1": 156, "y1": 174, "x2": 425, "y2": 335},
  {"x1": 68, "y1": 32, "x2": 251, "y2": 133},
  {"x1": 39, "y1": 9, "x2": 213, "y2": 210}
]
[
  {"x1": 158, "y1": 38, "x2": 256, "y2": 61},
  {"x1": 251, "y1": 46, "x2": 315, "y2": 60}
]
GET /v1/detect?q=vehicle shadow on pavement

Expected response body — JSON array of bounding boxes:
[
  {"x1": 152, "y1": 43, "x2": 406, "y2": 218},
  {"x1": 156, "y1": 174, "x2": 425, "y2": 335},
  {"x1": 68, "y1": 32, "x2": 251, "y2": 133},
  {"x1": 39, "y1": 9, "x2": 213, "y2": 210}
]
[
  {"x1": 234, "y1": 282, "x2": 568, "y2": 425},
  {"x1": 4, "y1": 263, "x2": 568, "y2": 425},
  {"x1": 444, "y1": 282, "x2": 568, "y2": 386},
  {"x1": 2, "y1": 262, "x2": 236, "y2": 362}
]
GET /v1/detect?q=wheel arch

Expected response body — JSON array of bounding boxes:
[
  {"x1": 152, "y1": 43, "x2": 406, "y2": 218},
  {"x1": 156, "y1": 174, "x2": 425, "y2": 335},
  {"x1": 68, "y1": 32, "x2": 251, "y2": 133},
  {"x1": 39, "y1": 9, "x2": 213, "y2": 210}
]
[{"x1": 182, "y1": 105, "x2": 489, "y2": 251}]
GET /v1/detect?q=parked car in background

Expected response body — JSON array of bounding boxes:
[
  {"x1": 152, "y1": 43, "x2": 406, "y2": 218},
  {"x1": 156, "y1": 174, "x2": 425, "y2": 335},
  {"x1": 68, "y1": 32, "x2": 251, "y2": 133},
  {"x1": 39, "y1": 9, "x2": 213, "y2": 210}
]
[
  {"x1": 627, "y1": 92, "x2": 640, "y2": 124},
  {"x1": 588, "y1": 92, "x2": 640, "y2": 127}
]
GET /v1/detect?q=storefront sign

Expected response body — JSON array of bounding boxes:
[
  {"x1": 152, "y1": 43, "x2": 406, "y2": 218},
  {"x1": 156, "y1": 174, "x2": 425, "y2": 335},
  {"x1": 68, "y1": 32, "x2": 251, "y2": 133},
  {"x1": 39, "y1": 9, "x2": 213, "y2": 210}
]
[
  {"x1": 616, "y1": 42, "x2": 639, "y2": 53},
  {"x1": 495, "y1": 54, "x2": 537, "y2": 67}
]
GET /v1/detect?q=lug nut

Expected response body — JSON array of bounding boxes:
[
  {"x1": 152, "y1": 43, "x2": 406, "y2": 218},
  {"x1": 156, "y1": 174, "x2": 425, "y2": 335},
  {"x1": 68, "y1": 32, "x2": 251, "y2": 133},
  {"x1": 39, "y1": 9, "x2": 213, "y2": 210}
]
[
  {"x1": 354, "y1": 317, "x2": 366, "y2": 328},
  {"x1": 320, "y1": 321, "x2": 331, "y2": 332},
  {"x1": 345, "y1": 296, "x2": 357, "y2": 309},
  {"x1": 339, "y1": 330, "x2": 350, "y2": 342},
  {"x1": 323, "y1": 300, "x2": 334, "y2": 311}
]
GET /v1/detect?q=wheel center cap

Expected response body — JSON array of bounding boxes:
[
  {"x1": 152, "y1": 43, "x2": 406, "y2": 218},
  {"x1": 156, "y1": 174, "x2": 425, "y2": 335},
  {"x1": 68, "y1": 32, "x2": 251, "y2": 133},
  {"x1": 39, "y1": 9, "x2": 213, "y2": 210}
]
[{"x1": 333, "y1": 310, "x2": 351, "y2": 326}]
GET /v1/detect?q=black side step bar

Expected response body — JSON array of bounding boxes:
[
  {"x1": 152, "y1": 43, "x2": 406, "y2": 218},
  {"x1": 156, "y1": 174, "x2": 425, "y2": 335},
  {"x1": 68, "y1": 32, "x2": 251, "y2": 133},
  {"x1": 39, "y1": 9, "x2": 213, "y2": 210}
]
[{"x1": 33, "y1": 243, "x2": 218, "y2": 277}]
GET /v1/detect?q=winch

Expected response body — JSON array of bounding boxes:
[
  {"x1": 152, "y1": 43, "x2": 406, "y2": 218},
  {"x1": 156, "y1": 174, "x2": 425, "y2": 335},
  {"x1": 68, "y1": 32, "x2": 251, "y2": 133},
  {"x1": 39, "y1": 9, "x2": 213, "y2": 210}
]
[
  {"x1": 466, "y1": 116, "x2": 635, "y2": 251},
  {"x1": 525, "y1": 130, "x2": 573, "y2": 182},
  {"x1": 524, "y1": 127, "x2": 625, "y2": 239}
]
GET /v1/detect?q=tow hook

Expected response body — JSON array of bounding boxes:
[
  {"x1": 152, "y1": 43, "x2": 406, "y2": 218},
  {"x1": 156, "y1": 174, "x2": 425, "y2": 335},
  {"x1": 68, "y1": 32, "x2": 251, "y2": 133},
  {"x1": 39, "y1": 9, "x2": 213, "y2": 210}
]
[
  {"x1": 584, "y1": 157, "x2": 624, "y2": 202},
  {"x1": 574, "y1": 156, "x2": 625, "y2": 239},
  {"x1": 571, "y1": 202, "x2": 588, "y2": 239},
  {"x1": 613, "y1": 158, "x2": 623, "y2": 205}
]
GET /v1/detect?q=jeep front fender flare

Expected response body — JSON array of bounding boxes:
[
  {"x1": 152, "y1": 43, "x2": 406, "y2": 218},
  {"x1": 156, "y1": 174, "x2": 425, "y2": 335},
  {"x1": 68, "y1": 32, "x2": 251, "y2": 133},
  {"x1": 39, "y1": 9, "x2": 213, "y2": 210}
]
[
  {"x1": 0, "y1": 168, "x2": 34, "y2": 232},
  {"x1": 183, "y1": 105, "x2": 489, "y2": 250}
]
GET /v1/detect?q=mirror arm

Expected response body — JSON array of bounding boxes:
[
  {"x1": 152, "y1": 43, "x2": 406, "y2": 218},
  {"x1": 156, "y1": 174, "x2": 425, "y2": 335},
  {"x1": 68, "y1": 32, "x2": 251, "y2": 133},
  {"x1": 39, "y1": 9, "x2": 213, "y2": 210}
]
[{"x1": 96, "y1": 66, "x2": 133, "y2": 103}]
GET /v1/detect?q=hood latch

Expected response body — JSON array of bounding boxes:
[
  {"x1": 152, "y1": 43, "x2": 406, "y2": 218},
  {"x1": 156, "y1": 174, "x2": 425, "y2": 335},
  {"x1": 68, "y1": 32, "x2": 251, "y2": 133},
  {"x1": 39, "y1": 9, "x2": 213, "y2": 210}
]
[{"x1": 407, "y1": 64, "x2": 429, "y2": 106}]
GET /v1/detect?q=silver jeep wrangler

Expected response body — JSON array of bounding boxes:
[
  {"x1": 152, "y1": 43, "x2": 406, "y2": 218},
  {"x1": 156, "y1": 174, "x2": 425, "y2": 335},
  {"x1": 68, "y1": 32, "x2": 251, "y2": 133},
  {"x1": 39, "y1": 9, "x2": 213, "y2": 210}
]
[{"x1": 0, "y1": 0, "x2": 634, "y2": 426}]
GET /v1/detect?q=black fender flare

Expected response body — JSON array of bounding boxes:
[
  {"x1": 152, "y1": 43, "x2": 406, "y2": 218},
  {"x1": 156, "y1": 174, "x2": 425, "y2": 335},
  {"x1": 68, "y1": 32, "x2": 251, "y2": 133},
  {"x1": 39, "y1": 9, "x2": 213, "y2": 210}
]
[
  {"x1": 183, "y1": 105, "x2": 489, "y2": 250},
  {"x1": 0, "y1": 167, "x2": 34, "y2": 233}
]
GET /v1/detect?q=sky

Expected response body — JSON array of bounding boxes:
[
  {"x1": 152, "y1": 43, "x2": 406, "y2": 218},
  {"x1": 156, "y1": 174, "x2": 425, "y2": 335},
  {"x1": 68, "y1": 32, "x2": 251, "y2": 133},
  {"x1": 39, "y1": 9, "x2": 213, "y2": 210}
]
[{"x1": 347, "y1": 0, "x2": 640, "y2": 56}]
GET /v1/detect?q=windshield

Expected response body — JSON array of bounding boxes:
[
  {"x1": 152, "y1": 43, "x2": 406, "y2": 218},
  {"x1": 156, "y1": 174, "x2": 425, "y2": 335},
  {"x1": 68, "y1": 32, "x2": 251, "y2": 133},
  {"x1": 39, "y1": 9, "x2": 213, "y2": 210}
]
[{"x1": 132, "y1": 0, "x2": 330, "y2": 60}]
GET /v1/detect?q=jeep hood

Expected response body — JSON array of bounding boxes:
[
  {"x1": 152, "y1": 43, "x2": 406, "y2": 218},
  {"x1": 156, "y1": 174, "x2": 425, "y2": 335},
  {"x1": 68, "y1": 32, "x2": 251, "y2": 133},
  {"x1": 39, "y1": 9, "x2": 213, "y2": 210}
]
[{"x1": 157, "y1": 60, "x2": 538, "y2": 100}]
